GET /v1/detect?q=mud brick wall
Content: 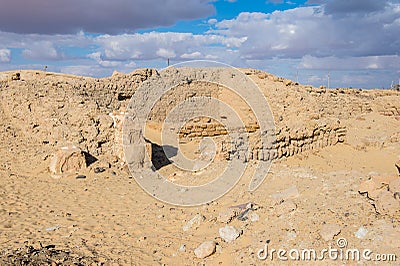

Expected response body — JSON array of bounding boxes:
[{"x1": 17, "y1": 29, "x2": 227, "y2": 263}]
[{"x1": 187, "y1": 122, "x2": 347, "y2": 162}]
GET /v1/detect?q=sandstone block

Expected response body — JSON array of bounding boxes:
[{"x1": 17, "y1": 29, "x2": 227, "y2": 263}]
[{"x1": 49, "y1": 145, "x2": 86, "y2": 178}]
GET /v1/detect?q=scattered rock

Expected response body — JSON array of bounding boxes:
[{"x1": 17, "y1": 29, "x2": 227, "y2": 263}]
[
  {"x1": 249, "y1": 212, "x2": 259, "y2": 222},
  {"x1": 194, "y1": 241, "x2": 216, "y2": 259},
  {"x1": 94, "y1": 167, "x2": 105, "y2": 174},
  {"x1": 219, "y1": 225, "x2": 242, "y2": 242},
  {"x1": 217, "y1": 208, "x2": 238, "y2": 223},
  {"x1": 284, "y1": 79, "x2": 292, "y2": 86},
  {"x1": 45, "y1": 225, "x2": 60, "y2": 232},
  {"x1": 179, "y1": 244, "x2": 186, "y2": 252},
  {"x1": 11, "y1": 72, "x2": 20, "y2": 81},
  {"x1": 183, "y1": 214, "x2": 205, "y2": 232},
  {"x1": 49, "y1": 145, "x2": 87, "y2": 178},
  {"x1": 320, "y1": 223, "x2": 341, "y2": 241},
  {"x1": 355, "y1": 226, "x2": 368, "y2": 239},
  {"x1": 271, "y1": 186, "x2": 300, "y2": 201},
  {"x1": 396, "y1": 161, "x2": 400, "y2": 175},
  {"x1": 76, "y1": 175, "x2": 86, "y2": 179}
]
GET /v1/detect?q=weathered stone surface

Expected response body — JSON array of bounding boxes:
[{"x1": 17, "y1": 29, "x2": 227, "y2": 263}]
[
  {"x1": 217, "y1": 208, "x2": 238, "y2": 224},
  {"x1": 320, "y1": 223, "x2": 341, "y2": 241},
  {"x1": 389, "y1": 178, "x2": 400, "y2": 193},
  {"x1": 359, "y1": 179, "x2": 383, "y2": 199},
  {"x1": 49, "y1": 145, "x2": 86, "y2": 178},
  {"x1": 375, "y1": 190, "x2": 400, "y2": 216},
  {"x1": 219, "y1": 225, "x2": 242, "y2": 242},
  {"x1": 183, "y1": 214, "x2": 205, "y2": 232}
]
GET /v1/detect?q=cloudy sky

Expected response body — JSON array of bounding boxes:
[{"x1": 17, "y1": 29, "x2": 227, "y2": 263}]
[{"x1": 0, "y1": 0, "x2": 399, "y2": 88}]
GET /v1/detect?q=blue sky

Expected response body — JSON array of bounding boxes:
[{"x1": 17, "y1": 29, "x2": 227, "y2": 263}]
[{"x1": 0, "y1": 0, "x2": 399, "y2": 88}]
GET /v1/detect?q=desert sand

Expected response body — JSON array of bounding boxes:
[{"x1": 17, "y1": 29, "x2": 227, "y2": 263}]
[{"x1": 0, "y1": 68, "x2": 399, "y2": 265}]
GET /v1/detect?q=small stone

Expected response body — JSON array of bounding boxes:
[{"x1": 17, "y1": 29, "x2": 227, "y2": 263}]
[
  {"x1": 76, "y1": 175, "x2": 86, "y2": 179},
  {"x1": 355, "y1": 226, "x2": 368, "y2": 239},
  {"x1": 396, "y1": 161, "x2": 400, "y2": 175},
  {"x1": 320, "y1": 224, "x2": 341, "y2": 241},
  {"x1": 194, "y1": 241, "x2": 216, "y2": 259},
  {"x1": 137, "y1": 236, "x2": 147, "y2": 242},
  {"x1": 219, "y1": 225, "x2": 242, "y2": 242},
  {"x1": 287, "y1": 230, "x2": 297, "y2": 240},
  {"x1": 217, "y1": 208, "x2": 238, "y2": 223},
  {"x1": 45, "y1": 225, "x2": 60, "y2": 232},
  {"x1": 179, "y1": 244, "x2": 186, "y2": 252},
  {"x1": 249, "y1": 212, "x2": 259, "y2": 222},
  {"x1": 11, "y1": 72, "x2": 20, "y2": 80},
  {"x1": 183, "y1": 214, "x2": 205, "y2": 232},
  {"x1": 94, "y1": 167, "x2": 105, "y2": 173}
]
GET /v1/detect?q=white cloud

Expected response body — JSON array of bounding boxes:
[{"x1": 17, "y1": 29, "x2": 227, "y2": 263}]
[
  {"x1": 94, "y1": 32, "x2": 246, "y2": 62},
  {"x1": 87, "y1": 52, "x2": 122, "y2": 67},
  {"x1": 0, "y1": 49, "x2": 11, "y2": 63},
  {"x1": 181, "y1": 51, "x2": 203, "y2": 59},
  {"x1": 212, "y1": 2, "x2": 400, "y2": 59},
  {"x1": 22, "y1": 41, "x2": 62, "y2": 60},
  {"x1": 299, "y1": 55, "x2": 400, "y2": 70},
  {"x1": 208, "y1": 18, "x2": 218, "y2": 25}
]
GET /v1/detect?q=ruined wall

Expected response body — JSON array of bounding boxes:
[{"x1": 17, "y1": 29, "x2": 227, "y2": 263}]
[{"x1": 1, "y1": 69, "x2": 399, "y2": 165}]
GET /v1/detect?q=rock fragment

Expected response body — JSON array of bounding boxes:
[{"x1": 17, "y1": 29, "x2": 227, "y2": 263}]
[
  {"x1": 217, "y1": 208, "x2": 238, "y2": 223},
  {"x1": 183, "y1": 214, "x2": 205, "y2": 232},
  {"x1": 194, "y1": 241, "x2": 216, "y2": 259},
  {"x1": 249, "y1": 212, "x2": 259, "y2": 222},
  {"x1": 219, "y1": 225, "x2": 242, "y2": 242},
  {"x1": 355, "y1": 227, "x2": 368, "y2": 239},
  {"x1": 49, "y1": 145, "x2": 87, "y2": 178}
]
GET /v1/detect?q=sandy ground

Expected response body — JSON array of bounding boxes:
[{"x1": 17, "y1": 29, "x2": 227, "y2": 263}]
[{"x1": 0, "y1": 70, "x2": 399, "y2": 265}]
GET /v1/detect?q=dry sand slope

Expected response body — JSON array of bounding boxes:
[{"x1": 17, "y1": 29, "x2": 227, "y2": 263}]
[{"x1": 0, "y1": 69, "x2": 399, "y2": 265}]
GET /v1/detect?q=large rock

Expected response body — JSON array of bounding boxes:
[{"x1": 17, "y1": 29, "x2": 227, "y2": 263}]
[{"x1": 49, "y1": 145, "x2": 86, "y2": 178}]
